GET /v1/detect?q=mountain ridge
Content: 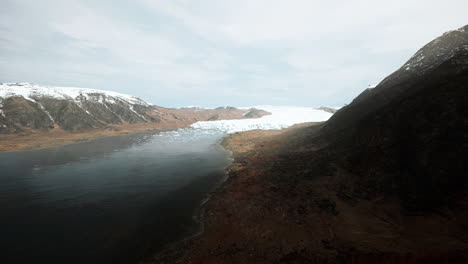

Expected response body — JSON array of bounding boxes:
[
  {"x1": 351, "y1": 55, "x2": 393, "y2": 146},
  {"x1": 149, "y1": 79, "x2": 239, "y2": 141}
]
[
  {"x1": 324, "y1": 24, "x2": 468, "y2": 134},
  {"x1": 0, "y1": 82, "x2": 272, "y2": 135},
  {"x1": 155, "y1": 24, "x2": 468, "y2": 264}
]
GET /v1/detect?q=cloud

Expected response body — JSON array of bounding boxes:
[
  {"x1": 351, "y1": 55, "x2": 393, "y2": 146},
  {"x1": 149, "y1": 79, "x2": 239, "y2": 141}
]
[{"x1": 1, "y1": 0, "x2": 467, "y2": 107}]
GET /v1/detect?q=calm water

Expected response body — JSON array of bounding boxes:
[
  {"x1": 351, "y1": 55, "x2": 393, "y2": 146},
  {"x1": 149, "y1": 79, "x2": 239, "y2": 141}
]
[{"x1": 0, "y1": 129, "x2": 230, "y2": 264}]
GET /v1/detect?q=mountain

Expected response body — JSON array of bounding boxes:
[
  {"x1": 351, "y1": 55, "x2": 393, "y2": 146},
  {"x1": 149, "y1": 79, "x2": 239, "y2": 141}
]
[
  {"x1": 0, "y1": 83, "x2": 156, "y2": 133},
  {"x1": 242, "y1": 108, "x2": 271, "y2": 118},
  {"x1": 323, "y1": 24, "x2": 467, "y2": 210},
  {"x1": 0, "y1": 83, "x2": 270, "y2": 150},
  {"x1": 159, "y1": 25, "x2": 468, "y2": 263},
  {"x1": 325, "y1": 25, "x2": 467, "y2": 132}
]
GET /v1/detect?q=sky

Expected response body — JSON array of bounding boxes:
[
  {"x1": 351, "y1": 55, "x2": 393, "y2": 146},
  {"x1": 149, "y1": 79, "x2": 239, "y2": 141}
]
[{"x1": 0, "y1": 0, "x2": 467, "y2": 107}]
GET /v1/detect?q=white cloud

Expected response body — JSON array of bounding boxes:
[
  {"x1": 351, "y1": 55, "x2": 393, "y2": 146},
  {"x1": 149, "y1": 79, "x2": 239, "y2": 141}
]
[
  {"x1": 146, "y1": 0, "x2": 467, "y2": 48},
  {"x1": 1, "y1": 0, "x2": 467, "y2": 107},
  {"x1": 51, "y1": 4, "x2": 186, "y2": 64}
]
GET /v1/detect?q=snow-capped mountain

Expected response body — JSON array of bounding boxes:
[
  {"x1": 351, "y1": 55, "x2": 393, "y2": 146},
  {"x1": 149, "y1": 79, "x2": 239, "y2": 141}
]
[
  {"x1": 0, "y1": 83, "x2": 269, "y2": 134},
  {"x1": 0, "y1": 82, "x2": 160, "y2": 132},
  {"x1": 0, "y1": 82, "x2": 148, "y2": 106}
]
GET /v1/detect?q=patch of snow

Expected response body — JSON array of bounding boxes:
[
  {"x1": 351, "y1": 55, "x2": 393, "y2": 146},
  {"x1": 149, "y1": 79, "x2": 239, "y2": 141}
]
[
  {"x1": 35, "y1": 102, "x2": 54, "y2": 122},
  {"x1": 84, "y1": 109, "x2": 98, "y2": 120},
  {"x1": 101, "y1": 101, "x2": 119, "y2": 116},
  {"x1": 415, "y1": 55, "x2": 425, "y2": 62},
  {"x1": 106, "y1": 97, "x2": 117, "y2": 104},
  {"x1": 191, "y1": 105, "x2": 333, "y2": 133},
  {"x1": 129, "y1": 105, "x2": 146, "y2": 120},
  {"x1": 0, "y1": 83, "x2": 148, "y2": 106}
]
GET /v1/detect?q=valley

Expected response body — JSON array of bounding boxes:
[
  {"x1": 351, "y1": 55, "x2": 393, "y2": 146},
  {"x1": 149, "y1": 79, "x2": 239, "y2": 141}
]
[
  {"x1": 151, "y1": 25, "x2": 468, "y2": 263},
  {"x1": 1, "y1": 5, "x2": 466, "y2": 262},
  {"x1": 0, "y1": 83, "x2": 270, "y2": 151}
]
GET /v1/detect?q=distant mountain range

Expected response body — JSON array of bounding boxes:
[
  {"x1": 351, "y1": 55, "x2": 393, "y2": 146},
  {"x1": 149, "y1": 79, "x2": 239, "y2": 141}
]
[
  {"x1": 0, "y1": 83, "x2": 270, "y2": 134},
  {"x1": 0, "y1": 83, "x2": 275, "y2": 151}
]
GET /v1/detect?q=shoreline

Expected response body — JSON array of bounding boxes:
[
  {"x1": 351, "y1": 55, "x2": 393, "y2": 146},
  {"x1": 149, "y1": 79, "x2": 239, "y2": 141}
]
[
  {"x1": 151, "y1": 120, "x2": 468, "y2": 263},
  {"x1": 0, "y1": 116, "x2": 255, "y2": 153},
  {"x1": 149, "y1": 122, "x2": 318, "y2": 263},
  {"x1": 142, "y1": 134, "x2": 235, "y2": 263},
  {"x1": 0, "y1": 125, "x2": 187, "y2": 153},
  {"x1": 0, "y1": 107, "x2": 271, "y2": 152}
]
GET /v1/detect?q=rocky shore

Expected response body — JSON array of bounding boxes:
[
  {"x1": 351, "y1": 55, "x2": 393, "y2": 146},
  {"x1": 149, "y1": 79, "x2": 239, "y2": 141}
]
[
  {"x1": 150, "y1": 123, "x2": 315, "y2": 264},
  {"x1": 151, "y1": 121, "x2": 468, "y2": 264}
]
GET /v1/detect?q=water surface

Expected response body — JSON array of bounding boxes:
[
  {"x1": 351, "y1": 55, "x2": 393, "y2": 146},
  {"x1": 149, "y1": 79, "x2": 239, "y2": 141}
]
[{"x1": 0, "y1": 129, "x2": 229, "y2": 264}]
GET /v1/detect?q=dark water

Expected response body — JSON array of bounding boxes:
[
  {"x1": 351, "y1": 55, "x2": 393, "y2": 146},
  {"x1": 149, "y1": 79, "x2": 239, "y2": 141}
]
[{"x1": 0, "y1": 129, "x2": 229, "y2": 264}]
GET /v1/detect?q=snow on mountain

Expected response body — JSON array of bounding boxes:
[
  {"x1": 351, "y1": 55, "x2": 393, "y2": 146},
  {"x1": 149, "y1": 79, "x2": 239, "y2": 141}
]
[
  {"x1": 0, "y1": 82, "x2": 148, "y2": 106},
  {"x1": 0, "y1": 83, "x2": 334, "y2": 134},
  {"x1": 391, "y1": 25, "x2": 467, "y2": 79},
  {"x1": 0, "y1": 82, "x2": 159, "y2": 132},
  {"x1": 191, "y1": 105, "x2": 334, "y2": 133},
  {"x1": 0, "y1": 83, "x2": 274, "y2": 134}
]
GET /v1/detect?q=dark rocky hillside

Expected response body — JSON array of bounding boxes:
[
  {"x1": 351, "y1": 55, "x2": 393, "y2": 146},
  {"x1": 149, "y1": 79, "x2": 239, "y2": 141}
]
[
  {"x1": 322, "y1": 25, "x2": 467, "y2": 210},
  {"x1": 325, "y1": 25, "x2": 467, "y2": 132},
  {"x1": 159, "y1": 25, "x2": 468, "y2": 264}
]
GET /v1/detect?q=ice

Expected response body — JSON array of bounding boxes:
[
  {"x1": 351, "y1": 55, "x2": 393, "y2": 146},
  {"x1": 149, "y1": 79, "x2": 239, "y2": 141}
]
[
  {"x1": 0, "y1": 102, "x2": 4, "y2": 118},
  {"x1": 0, "y1": 83, "x2": 337, "y2": 136},
  {"x1": 191, "y1": 105, "x2": 334, "y2": 133}
]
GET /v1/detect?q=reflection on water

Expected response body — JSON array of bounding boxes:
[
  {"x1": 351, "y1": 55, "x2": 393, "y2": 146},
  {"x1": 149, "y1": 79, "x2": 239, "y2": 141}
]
[{"x1": 0, "y1": 129, "x2": 229, "y2": 264}]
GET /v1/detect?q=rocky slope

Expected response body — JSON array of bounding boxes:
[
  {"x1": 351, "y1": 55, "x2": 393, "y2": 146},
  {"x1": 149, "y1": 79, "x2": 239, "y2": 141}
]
[
  {"x1": 0, "y1": 83, "x2": 269, "y2": 150},
  {"x1": 323, "y1": 24, "x2": 467, "y2": 210},
  {"x1": 326, "y1": 25, "x2": 467, "y2": 132},
  {"x1": 153, "y1": 25, "x2": 468, "y2": 263}
]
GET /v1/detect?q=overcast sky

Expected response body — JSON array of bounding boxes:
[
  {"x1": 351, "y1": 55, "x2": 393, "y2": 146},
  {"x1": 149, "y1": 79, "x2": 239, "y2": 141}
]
[{"x1": 1, "y1": 0, "x2": 467, "y2": 107}]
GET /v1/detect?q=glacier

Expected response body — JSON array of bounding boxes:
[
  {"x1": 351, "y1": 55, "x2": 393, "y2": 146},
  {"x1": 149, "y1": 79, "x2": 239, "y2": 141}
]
[
  {"x1": 191, "y1": 105, "x2": 335, "y2": 133},
  {"x1": 0, "y1": 83, "x2": 336, "y2": 135}
]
